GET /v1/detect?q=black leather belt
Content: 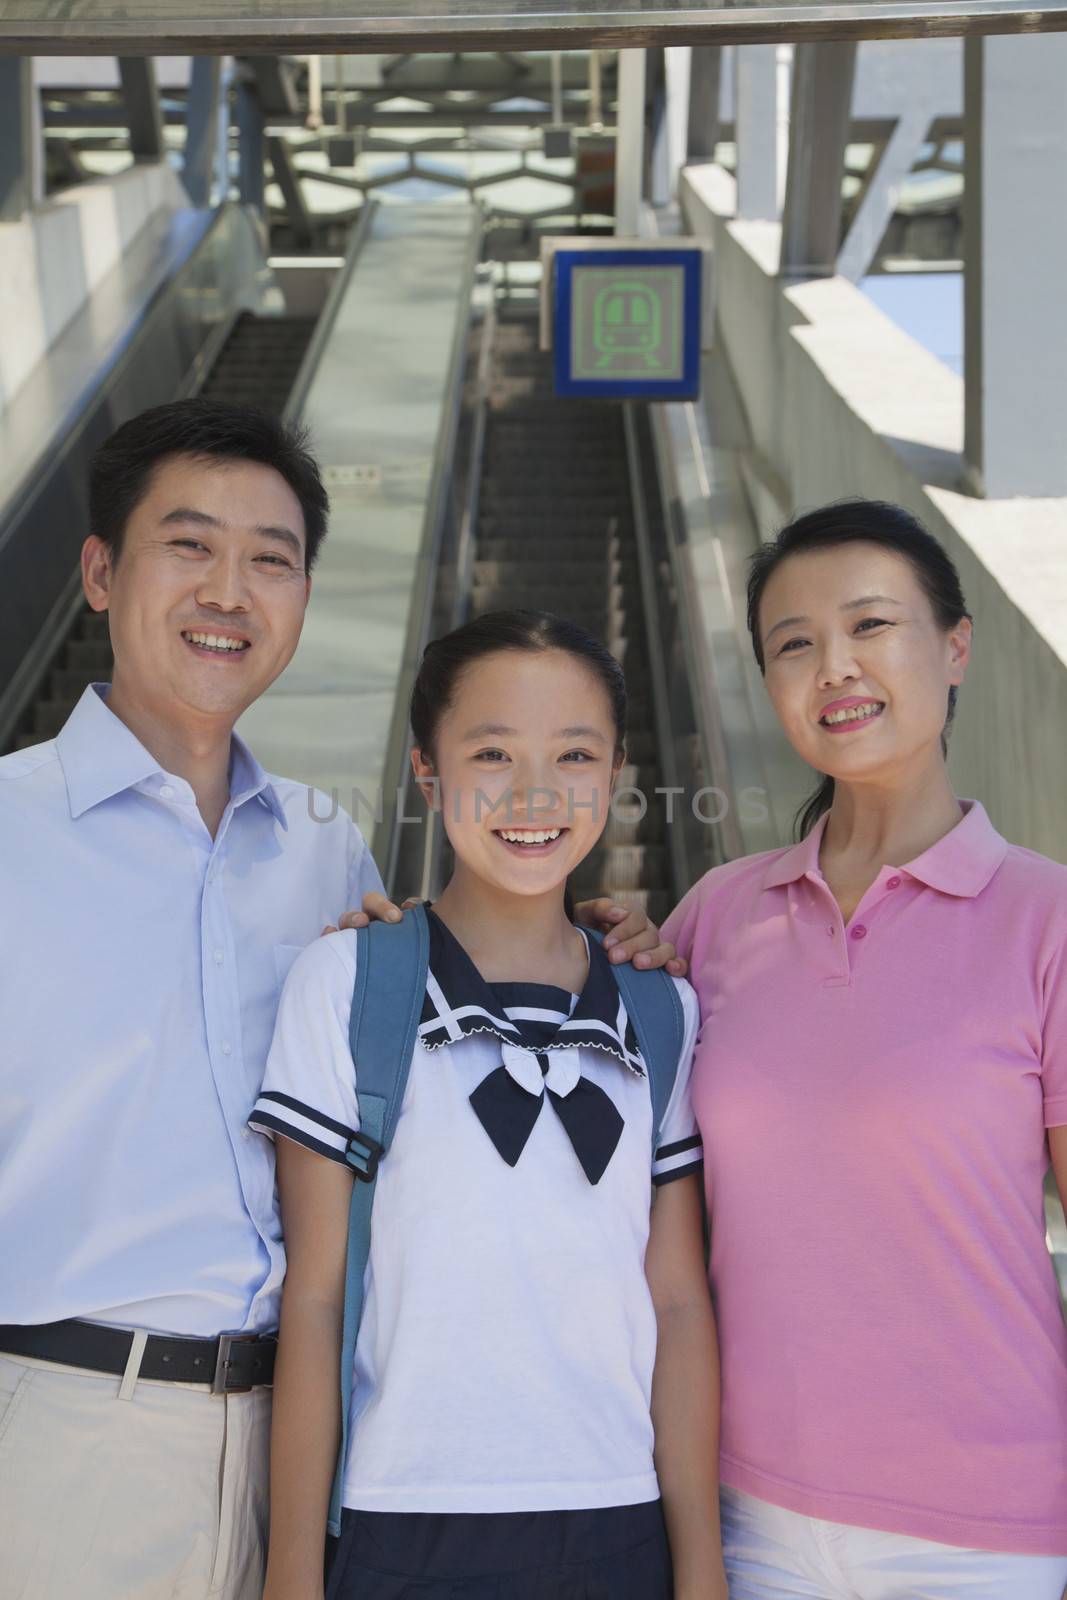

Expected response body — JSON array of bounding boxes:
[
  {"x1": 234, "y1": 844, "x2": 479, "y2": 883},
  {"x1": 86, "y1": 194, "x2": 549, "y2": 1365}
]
[{"x1": 0, "y1": 1320, "x2": 276, "y2": 1394}]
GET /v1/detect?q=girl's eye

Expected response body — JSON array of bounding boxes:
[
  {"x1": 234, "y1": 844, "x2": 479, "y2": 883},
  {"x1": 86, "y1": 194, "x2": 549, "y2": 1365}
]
[{"x1": 560, "y1": 750, "x2": 596, "y2": 763}]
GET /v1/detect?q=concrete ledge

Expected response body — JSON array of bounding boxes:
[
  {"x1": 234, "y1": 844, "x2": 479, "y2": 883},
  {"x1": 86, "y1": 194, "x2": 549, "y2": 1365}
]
[
  {"x1": 681, "y1": 160, "x2": 1067, "y2": 861},
  {"x1": 0, "y1": 163, "x2": 186, "y2": 410}
]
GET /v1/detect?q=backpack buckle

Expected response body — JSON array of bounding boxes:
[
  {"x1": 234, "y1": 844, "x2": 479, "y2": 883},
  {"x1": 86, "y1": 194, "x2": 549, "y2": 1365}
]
[{"x1": 346, "y1": 1131, "x2": 383, "y2": 1183}]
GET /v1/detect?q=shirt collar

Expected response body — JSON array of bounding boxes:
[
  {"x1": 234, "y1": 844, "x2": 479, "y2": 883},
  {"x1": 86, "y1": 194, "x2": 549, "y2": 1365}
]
[
  {"x1": 418, "y1": 907, "x2": 645, "y2": 1076},
  {"x1": 762, "y1": 799, "x2": 1007, "y2": 899},
  {"x1": 55, "y1": 683, "x2": 286, "y2": 827}
]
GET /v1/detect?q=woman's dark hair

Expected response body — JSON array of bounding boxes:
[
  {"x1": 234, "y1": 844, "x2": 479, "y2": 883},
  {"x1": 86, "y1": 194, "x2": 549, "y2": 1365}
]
[
  {"x1": 89, "y1": 398, "x2": 329, "y2": 571},
  {"x1": 746, "y1": 499, "x2": 971, "y2": 838},
  {"x1": 411, "y1": 610, "x2": 627, "y2": 920}
]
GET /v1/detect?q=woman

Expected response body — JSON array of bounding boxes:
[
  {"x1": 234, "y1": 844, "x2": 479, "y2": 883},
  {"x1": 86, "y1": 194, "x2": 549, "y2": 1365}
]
[
  {"x1": 252, "y1": 611, "x2": 728, "y2": 1599},
  {"x1": 663, "y1": 500, "x2": 1067, "y2": 1599}
]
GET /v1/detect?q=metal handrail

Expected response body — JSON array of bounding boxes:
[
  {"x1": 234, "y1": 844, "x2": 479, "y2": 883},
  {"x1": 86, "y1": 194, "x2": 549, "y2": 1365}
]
[
  {"x1": 283, "y1": 199, "x2": 378, "y2": 425},
  {"x1": 373, "y1": 216, "x2": 486, "y2": 896}
]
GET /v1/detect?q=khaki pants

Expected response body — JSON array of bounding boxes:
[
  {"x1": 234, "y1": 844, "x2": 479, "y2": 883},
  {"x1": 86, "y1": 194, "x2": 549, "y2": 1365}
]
[{"x1": 0, "y1": 1351, "x2": 271, "y2": 1600}]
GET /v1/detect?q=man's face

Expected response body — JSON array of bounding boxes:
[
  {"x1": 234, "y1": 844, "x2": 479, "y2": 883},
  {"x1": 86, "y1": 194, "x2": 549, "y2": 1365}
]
[{"x1": 85, "y1": 454, "x2": 312, "y2": 725}]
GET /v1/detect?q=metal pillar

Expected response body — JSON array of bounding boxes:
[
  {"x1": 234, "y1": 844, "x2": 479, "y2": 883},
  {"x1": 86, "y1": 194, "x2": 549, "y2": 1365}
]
[
  {"x1": 836, "y1": 105, "x2": 930, "y2": 281},
  {"x1": 963, "y1": 34, "x2": 1067, "y2": 498},
  {"x1": 235, "y1": 76, "x2": 266, "y2": 211},
  {"x1": 118, "y1": 57, "x2": 164, "y2": 161},
  {"x1": 615, "y1": 48, "x2": 645, "y2": 236},
  {"x1": 734, "y1": 45, "x2": 780, "y2": 220},
  {"x1": 183, "y1": 56, "x2": 222, "y2": 207},
  {"x1": 0, "y1": 59, "x2": 38, "y2": 220},
  {"x1": 268, "y1": 133, "x2": 314, "y2": 244},
  {"x1": 779, "y1": 41, "x2": 857, "y2": 277},
  {"x1": 686, "y1": 45, "x2": 722, "y2": 162}
]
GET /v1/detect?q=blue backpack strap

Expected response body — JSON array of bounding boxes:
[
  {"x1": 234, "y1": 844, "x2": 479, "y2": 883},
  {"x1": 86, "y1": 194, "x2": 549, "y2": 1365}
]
[
  {"x1": 585, "y1": 928, "x2": 686, "y2": 1154},
  {"x1": 328, "y1": 903, "x2": 429, "y2": 1537}
]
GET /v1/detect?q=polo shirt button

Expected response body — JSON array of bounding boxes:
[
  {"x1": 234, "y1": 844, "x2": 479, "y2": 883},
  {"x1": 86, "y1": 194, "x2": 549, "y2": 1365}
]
[
  {"x1": 851, "y1": 925, "x2": 867, "y2": 940},
  {"x1": 887, "y1": 876, "x2": 901, "y2": 889}
]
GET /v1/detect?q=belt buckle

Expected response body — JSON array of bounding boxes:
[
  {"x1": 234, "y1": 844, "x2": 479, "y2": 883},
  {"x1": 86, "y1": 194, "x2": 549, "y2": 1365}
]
[{"x1": 212, "y1": 1334, "x2": 255, "y2": 1395}]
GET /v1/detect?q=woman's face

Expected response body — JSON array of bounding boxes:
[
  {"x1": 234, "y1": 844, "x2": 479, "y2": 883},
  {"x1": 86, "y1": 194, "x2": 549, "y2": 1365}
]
[
  {"x1": 757, "y1": 542, "x2": 971, "y2": 786},
  {"x1": 411, "y1": 648, "x2": 621, "y2": 899}
]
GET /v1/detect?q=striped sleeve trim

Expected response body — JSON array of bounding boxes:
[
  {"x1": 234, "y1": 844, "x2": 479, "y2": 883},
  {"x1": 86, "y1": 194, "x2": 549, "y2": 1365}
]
[
  {"x1": 248, "y1": 1091, "x2": 357, "y2": 1167},
  {"x1": 652, "y1": 1131, "x2": 703, "y2": 1187}
]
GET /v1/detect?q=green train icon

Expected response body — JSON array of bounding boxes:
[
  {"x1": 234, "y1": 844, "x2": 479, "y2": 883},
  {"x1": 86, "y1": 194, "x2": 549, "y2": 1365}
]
[{"x1": 592, "y1": 280, "x2": 663, "y2": 370}]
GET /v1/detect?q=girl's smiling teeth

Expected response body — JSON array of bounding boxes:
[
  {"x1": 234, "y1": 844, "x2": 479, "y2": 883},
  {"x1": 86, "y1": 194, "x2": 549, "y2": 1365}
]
[
  {"x1": 182, "y1": 630, "x2": 251, "y2": 654},
  {"x1": 820, "y1": 700, "x2": 884, "y2": 729},
  {"x1": 495, "y1": 827, "x2": 566, "y2": 849}
]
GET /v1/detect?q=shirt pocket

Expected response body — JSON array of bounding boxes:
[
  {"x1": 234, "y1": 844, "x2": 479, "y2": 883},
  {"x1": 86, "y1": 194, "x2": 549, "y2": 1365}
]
[{"x1": 273, "y1": 943, "x2": 305, "y2": 992}]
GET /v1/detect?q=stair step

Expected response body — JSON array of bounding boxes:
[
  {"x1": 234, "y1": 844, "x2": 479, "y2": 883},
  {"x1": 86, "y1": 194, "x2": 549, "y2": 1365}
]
[{"x1": 66, "y1": 639, "x2": 115, "y2": 671}]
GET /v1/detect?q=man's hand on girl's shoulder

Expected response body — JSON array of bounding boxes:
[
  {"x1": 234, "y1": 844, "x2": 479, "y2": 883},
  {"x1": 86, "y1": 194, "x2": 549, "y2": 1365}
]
[{"x1": 332, "y1": 892, "x2": 687, "y2": 978}]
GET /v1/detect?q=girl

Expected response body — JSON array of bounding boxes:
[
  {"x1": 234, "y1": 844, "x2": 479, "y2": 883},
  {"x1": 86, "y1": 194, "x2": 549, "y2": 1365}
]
[
  {"x1": 252, "y1": 610, "x2": 728, "y2": 1599},
  {"x1": 664, "y1": 500, "x2": 1067, "y2": 1599}
]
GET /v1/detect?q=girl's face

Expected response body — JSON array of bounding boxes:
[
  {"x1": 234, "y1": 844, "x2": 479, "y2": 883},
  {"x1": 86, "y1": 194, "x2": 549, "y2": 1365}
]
[
  {"x1": 758, "y1": 542, "x2": 971, "y2": 786},
  {"x1": 412, "y1": 648, "x2": 621, "y2": 899}
]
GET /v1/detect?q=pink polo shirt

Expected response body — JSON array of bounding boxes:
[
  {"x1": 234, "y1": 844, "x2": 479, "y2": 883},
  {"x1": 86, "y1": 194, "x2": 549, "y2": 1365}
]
[{"x1": 663, "y1": 800, "x2": 1067, "y2": 1555}]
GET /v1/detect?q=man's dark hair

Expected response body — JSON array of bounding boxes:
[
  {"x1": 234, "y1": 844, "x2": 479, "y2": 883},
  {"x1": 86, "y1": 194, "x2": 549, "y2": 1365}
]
[{"x1": 88, "y1": 398, "x2": 329, "y2": 571}]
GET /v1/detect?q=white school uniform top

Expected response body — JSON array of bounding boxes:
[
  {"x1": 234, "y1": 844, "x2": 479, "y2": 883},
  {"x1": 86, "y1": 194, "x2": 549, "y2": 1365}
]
[
  {"x1": 0, "y1": 684, "x2": 383, "y2": 1337},
  {"x1": 250, "y1": 908, "x2": 703, "y2": 1514}
]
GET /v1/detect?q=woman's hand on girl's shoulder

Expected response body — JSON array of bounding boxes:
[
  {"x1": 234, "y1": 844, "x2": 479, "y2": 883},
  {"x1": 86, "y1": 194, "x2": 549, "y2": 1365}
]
[{"x1": 572, "y1": 898, "x2": 688, "y2": 977}]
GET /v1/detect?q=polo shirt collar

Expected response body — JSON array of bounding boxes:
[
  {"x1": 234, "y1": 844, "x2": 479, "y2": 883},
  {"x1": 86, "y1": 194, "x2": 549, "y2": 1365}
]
[
  {"x1": 762, "y1": 798, "x2": 1007, "y2": 899},
  {"x1": 55, "y1": 683, "x2": 286, "y2": 827},
  {"x1": 418, "y1": 906, "x2": 645, "y2": 1076}
]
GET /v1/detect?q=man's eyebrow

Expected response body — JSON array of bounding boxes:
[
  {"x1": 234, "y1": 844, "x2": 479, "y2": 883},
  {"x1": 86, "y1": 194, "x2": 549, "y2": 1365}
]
[
  {"x1": 158, "y1": 507, "x2": 303, "y2": 557},
  {"x1": 764, "y1": 595, "x2": 903, "y2": 643},
  {"x1": 460, "y1": 723, "x2": 608, "y2": 741}
]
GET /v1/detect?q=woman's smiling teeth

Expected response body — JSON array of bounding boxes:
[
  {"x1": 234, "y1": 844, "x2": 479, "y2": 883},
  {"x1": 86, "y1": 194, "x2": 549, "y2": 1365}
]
[
  {"x1": 820, "y1": 701, "x2": 884, "y2": 727},
  {"x1": 498, "y1": 828, "x2": 562, "y2": 846},
  {"x1": 183, "y1": 630, "x2": 250, "y2": 654}
]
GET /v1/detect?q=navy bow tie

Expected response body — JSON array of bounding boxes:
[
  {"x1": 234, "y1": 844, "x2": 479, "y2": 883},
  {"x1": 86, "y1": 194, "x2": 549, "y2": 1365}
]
[{"x1": 469, "y1": 1042, "x2": 624, "y2": 1185}]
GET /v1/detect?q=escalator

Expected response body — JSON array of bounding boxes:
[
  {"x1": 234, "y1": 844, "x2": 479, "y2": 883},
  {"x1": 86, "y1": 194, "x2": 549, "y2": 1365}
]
[
  {"x1": 463, "y1": 307, "x2": 693, "y2": 924},
  {"x1": 7, "y1": 311, "x2": 318, "y2": 752}
]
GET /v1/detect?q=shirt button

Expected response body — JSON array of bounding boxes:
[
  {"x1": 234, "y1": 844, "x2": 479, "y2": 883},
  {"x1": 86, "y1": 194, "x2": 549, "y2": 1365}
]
[
  {"x1": 887, "y1": 876, "x2": 902, "y2": 890},
  {"x1": 221, "y1": 1041, "x2": 233, "y2": 1056},
  {"x1": 213, "y1": 950, "x2": 224, "y2": 966},
  {"x1": 159, "y1": 784, "x2": 175, "y2": 799},
  {"x1": 851, "y1": 925, "x2": 868, "y2": 940}
]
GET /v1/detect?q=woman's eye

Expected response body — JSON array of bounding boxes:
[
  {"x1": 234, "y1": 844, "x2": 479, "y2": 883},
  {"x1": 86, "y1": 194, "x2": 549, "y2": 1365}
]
[
  {"x1": 560, "y1": 750, "x2": 595, "y2": 763},
  {"x1": 776, "y1": 637, "x2": 809, "y2": 655},
  {"x1": 474, "y1": 749, "x2": 509, "y2": 763},
  {"x1": 855, "y1": 617, "x2": 892, "y2": 633}
]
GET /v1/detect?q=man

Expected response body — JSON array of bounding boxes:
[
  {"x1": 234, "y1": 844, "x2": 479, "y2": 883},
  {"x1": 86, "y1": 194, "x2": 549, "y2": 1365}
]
[{"x1": 0, "y1": 399, "x2": 677, "y2": 1599}]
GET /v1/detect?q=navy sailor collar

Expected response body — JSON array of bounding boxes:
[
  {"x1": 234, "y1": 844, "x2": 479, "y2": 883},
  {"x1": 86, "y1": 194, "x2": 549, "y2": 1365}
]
[{"x1": 417, "y1": 906, "x2": 645, "y2": 1077}]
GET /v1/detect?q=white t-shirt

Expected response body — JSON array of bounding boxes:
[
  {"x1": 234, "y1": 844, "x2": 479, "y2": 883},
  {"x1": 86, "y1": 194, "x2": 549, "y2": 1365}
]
[{"x1": 250, "y1": 910, "x2": 702, "y2": 1514}]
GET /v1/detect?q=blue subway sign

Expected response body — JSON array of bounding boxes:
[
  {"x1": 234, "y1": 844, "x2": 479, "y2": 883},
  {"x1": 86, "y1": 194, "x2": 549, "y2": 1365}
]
[{"x1": 553, "y1": 246, "x2": 702, "y2": 400}]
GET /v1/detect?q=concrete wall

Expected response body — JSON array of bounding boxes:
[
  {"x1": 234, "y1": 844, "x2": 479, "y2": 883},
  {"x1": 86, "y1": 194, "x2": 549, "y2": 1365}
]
[
  {"x1": 682, "y1": 160, "x2": 1067, "y2": 862},
  {"x1": 0, "y1": 162, "x2": 186, "y2": 413}
]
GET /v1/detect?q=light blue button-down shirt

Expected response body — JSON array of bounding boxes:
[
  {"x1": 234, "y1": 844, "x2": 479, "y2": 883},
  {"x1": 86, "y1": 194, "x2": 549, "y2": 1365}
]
[{"x1": 0, "y1": 685, "x2": 383, "y2": 1337}]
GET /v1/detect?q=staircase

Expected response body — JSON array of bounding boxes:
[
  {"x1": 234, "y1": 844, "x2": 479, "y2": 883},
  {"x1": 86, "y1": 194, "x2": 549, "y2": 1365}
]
[
  {"x1": 469, "y1": 309, "x2": 674, "y2": 924},
  {"x1": 7, "y1": 312, "x2": 317, "y2": 753}
]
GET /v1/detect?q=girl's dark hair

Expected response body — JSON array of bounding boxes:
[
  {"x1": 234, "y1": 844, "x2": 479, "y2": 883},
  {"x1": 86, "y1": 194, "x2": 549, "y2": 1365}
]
[
  {"x1": 746, "y1": 499, "x2": 971, "y2": 839},
  {"x1": 410, "y1": 610, "x2": 627, "y2": 920},
  {"x1": 89, "y1": 398, "x2": 329, "y2": 571}
]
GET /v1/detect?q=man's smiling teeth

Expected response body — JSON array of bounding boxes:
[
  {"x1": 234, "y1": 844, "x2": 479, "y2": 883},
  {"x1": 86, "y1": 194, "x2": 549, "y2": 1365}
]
[
  {"x1": 184, "y1": 631, "x2": 249, "y2": 653},
  {"x1": 822, "y1": 702, "x2": 883, "y2": 726},
  {"x1": 499, "y1": 829, "x2": 562, "y2": 844}
]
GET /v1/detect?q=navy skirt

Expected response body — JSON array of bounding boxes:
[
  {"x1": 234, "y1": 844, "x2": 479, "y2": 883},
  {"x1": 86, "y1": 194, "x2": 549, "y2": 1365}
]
[{"x1": 325, "y1": 1501, "x2": 673, "y2": 1599}]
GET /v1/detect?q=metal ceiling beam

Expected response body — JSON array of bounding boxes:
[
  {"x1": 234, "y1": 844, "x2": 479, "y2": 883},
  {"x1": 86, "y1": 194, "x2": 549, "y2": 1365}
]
[
  {"x1": 3, "y1": 1, "x2": 1067, "y2": 57},
  {"x1": 117, "y1": 56, "x2": 164, "y2": 159},
  {"x1": 779, "y1": 40, "x2": 856, "y2": 276}
]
